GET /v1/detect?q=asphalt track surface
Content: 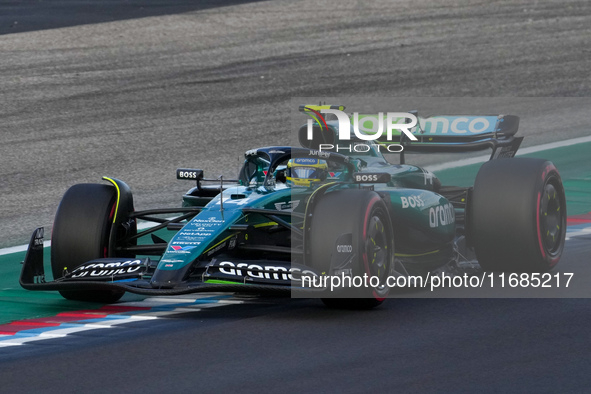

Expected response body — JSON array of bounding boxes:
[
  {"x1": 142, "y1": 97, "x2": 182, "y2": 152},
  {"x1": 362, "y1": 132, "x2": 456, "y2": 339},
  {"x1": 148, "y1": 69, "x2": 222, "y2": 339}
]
[{"x1": 1, "y1": 0, "x2": 591, "y2": 392}]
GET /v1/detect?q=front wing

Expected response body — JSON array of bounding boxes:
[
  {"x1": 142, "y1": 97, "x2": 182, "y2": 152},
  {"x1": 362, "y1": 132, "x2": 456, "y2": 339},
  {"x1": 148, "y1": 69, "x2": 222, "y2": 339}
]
[{"x1": 19, "y1": 228, "x2": 322, "y2": 296}]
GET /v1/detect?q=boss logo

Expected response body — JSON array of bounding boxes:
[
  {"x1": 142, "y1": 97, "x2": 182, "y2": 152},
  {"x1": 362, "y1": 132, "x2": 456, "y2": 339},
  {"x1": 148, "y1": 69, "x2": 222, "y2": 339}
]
[
  {"x1": 356, "y1": 174, "x2": 378, "y2": 182},
  {"x1": 353, "y1": 173, "x2": 390, "y2": 183},
  {"x1": 179, "y1": 171, "x2": 197, "y2": 179},
  {"x1": 401, "y1": 195, "x2": 425, "y2": 208},
  {"x1": 176, "y1": 168, "x2": 203, "y2": 180}
]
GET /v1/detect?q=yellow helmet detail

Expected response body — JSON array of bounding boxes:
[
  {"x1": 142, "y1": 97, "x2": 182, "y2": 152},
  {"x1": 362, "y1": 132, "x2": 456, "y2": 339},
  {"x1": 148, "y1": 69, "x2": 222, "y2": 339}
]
[{"x1": 286, "y1": 158, "x2": 328, "y2": 187}]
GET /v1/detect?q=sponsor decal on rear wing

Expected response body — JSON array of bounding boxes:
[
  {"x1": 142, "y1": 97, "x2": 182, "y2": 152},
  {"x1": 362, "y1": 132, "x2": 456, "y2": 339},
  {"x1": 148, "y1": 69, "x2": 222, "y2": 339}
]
[
  {"x1": 355, "y1": 114, "x2": 519, "y2": 140},
  {"x1": 299, "y1": 105, "x2": 520, "y2": 157}
]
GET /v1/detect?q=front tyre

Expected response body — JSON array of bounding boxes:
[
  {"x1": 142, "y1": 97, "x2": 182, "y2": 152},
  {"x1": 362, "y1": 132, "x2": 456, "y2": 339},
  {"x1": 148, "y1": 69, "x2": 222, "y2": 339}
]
[
  {"x1": 307, "y1": 189, "x2": 395, "y2": 309},
  {"x1": 470, "y1": 158, "x2": 566, "y2": 272},
  {"x1": 51, "y1": 184, "x2": 127, "y2": 303}
]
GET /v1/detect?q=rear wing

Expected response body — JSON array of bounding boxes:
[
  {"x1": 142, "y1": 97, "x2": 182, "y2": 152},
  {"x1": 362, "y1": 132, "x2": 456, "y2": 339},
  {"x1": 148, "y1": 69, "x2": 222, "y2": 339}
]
[
  {"x1": 373, "y1": 114, "x2": 521, "y2": 156},
  {"x1": 299, "y1": 106, "x2": 523, "y2": 163},
  {"x1": 372, "y1": 112, "x2": 519, "y2": 152}
]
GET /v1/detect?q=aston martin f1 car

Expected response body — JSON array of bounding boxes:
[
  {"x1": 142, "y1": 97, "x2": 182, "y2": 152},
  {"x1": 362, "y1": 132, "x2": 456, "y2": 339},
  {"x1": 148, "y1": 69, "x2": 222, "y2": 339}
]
[{"x1": 20, "y1": 105, "x2": 567, "y2": 308}]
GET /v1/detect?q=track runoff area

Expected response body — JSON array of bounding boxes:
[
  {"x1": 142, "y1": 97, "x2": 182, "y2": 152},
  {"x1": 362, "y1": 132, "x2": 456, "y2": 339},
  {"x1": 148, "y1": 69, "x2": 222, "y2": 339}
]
[{"x1": 0, "y1": 136, "x2": 590, "y2": 346}]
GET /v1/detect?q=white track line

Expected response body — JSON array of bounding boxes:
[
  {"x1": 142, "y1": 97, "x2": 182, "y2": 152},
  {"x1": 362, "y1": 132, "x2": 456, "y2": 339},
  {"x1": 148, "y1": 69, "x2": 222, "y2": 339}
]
[
  {"x1": 0, "y1": 316, "x2": 158, "y2": 347},
  {"x1": 424, "y1": 135, "x2": 591, "y2": 172},
  {"x1": 0, "y1": 296, "x2": 241, "y2": 347},
  {"x1": 0, "y1": 220, "x2": 160, "y2": 256},
  {"x1": 566, "y1": 227, "x2": 591, "y2": 241}
]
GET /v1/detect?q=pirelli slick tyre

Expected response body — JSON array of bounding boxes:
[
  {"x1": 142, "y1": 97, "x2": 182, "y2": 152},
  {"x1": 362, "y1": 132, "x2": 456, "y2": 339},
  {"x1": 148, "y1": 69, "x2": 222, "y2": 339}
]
[
  {"x1": 470, "y1": 158, "x2": 566, "y2": 272},
  {"x1": 308, "y1": 189, "x2": 394, "y2": 309},
  {"x1": 51, "y1": 184, "x2": 126, "y2": 303}
]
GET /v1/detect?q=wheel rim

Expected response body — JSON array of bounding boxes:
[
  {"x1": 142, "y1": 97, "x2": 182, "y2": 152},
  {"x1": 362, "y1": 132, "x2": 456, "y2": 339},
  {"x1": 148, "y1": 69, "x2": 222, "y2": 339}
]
[
  {"x1": 539, "y1": 179, "x2": 565, "y2": 256},
  {"x1": 364, "y1": 214, "x2": 389, "y2": 282}
]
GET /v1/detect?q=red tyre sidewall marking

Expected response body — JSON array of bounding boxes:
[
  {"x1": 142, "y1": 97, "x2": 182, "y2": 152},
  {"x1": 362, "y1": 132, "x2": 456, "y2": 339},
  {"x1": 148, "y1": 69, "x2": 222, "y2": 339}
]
[
  {"x1": 362, "y1": 196, "x2": 387, "y2": 301},
  {"x1": 536, "y1": 191, "x2": 547, "y2": 261},
  {"x1": 537, "y1": 164, "x2": 563, "y2": 268}
]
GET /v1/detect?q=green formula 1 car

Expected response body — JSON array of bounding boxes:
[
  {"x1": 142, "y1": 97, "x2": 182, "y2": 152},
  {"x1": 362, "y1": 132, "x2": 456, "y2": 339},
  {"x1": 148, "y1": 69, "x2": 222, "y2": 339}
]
[{"x1": 20, "y1": 105, "x2": 566, "y2": 308}]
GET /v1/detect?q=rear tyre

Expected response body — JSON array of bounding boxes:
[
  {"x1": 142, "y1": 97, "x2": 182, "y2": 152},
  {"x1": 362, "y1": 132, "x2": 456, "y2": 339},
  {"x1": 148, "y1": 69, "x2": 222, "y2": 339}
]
[
  {"x1": 307, "y1": 189, "x2": 394, "y2": 309},
  {"x1": 470, "y1": 158, "x2": 566, "y2": 272},
  {"x1": 51, "y1": 184, "x2": 126, "y2": 303}
]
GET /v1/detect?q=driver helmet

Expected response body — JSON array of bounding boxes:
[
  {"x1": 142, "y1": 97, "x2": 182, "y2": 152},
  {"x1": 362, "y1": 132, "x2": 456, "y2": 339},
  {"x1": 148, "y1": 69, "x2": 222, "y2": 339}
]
[{"x1": 286, "y1": 158, "x2": 328, "y2": 187}]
